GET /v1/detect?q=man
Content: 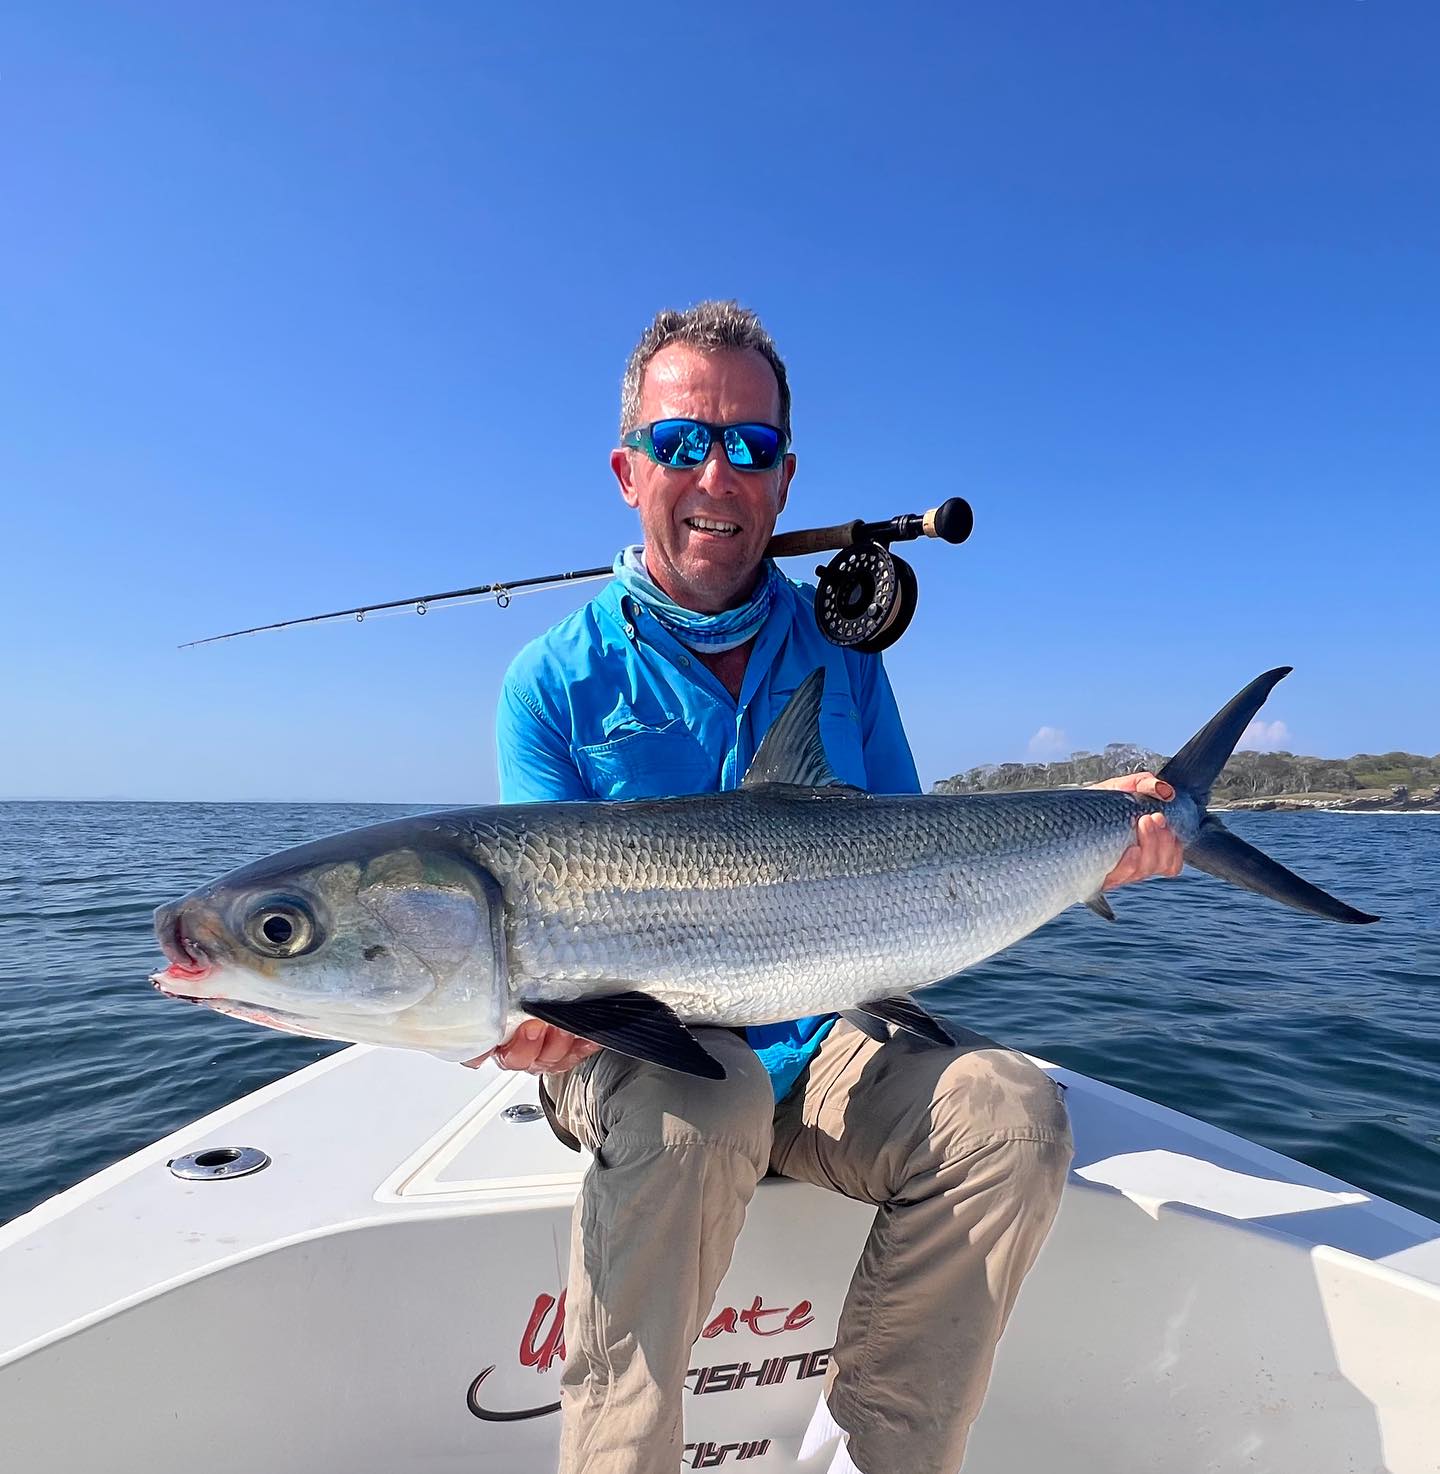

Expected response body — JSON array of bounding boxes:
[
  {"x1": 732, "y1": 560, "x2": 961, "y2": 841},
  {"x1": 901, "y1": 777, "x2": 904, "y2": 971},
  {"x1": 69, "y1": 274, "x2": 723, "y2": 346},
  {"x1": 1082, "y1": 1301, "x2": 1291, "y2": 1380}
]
[{"x1": 476, "y1": 302, "x2": 1182, "y2": 1474}]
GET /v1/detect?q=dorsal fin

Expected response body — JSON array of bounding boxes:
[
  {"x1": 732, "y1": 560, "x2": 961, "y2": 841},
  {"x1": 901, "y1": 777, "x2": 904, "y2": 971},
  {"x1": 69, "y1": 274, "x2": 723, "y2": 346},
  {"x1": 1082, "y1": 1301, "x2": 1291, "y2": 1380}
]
[{"x1": 742, "y1": 669, "x2": 843, "y2": 789}]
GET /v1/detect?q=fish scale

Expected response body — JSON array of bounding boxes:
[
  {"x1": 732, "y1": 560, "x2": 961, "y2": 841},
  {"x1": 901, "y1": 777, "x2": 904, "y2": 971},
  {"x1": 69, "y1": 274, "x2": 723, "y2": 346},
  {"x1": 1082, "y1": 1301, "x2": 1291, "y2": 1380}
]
[{"x1": 478, "y1": 787, "x2": 1186, "y2": 1025}]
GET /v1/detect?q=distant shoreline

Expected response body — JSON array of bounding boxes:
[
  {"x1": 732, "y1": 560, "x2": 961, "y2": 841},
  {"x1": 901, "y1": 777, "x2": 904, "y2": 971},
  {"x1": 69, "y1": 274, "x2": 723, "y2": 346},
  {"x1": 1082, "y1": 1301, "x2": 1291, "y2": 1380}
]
[
  {"x1": 939, "y1": 745, "x2": 1439, "y2": 813},
  {"x1": 1212, "y1": 796, "x2": 1440, "y2": 815}
]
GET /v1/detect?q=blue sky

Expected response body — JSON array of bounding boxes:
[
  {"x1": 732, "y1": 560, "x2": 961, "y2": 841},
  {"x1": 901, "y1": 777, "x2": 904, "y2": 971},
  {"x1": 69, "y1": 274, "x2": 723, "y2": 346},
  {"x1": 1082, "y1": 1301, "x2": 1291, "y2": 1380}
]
[{"x1": 3, "y1": 1, "x2": 1436, "y2": 801}]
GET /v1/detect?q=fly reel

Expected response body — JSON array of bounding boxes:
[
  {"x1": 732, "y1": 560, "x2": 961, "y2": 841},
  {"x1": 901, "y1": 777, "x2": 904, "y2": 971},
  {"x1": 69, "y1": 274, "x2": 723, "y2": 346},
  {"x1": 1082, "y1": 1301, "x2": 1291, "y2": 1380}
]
[
  {"x1": 815, "y1": 542, "x2": 919, "y2": 653},
  {"x1": 796, "y1": 495, "x2": 972, "y2": 653}
]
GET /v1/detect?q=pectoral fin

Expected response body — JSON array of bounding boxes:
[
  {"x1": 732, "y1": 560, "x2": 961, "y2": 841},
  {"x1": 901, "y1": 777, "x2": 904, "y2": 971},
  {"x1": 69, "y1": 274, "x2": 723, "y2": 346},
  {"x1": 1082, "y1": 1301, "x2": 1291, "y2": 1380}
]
[{"x1": 520, "y1": 992, "x2": 728, "y2": 1079}]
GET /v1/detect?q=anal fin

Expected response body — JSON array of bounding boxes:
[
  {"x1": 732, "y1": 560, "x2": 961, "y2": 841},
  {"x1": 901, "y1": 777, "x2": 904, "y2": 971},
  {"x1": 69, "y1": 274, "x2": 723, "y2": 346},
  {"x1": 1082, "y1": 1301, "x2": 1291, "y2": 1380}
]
[
  {"x1": 854, "y1": 994, "x2": 956, "y2": 1047},
  {"x1": 1085, "y1": 893, "x2": 1116, "y2": 922},
  {"x1": 841, "y1": 1009, "x2": 891, "y2": 1043},
  {"x1": 521, "y1": 992, "x2": 727, "y2": 1079}
]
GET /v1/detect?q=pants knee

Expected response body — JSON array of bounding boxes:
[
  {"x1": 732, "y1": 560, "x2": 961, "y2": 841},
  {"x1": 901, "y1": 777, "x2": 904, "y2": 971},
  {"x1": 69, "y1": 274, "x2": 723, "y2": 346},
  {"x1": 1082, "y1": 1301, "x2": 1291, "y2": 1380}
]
[
  {"x1": 592, "y1": 1029, "x2": 774, "y2": 1170},
  {"x1": 932, "y1": 1047, "x2": 1073, "y2": 1165}
]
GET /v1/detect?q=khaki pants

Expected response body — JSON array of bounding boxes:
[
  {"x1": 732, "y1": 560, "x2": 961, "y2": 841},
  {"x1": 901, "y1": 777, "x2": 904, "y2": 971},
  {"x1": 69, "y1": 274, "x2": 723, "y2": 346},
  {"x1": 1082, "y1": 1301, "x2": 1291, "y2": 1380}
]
[{"x1": 546, "y1": 1020, "x2": 1073, "y2": 1474}]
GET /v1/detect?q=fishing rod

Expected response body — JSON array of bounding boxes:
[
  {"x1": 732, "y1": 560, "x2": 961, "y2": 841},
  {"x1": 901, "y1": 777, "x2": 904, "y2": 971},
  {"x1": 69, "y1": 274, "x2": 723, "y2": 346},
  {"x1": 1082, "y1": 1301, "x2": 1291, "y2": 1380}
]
[{"x1": 181, "y1": 496, "x2": 974, "y2": 655}]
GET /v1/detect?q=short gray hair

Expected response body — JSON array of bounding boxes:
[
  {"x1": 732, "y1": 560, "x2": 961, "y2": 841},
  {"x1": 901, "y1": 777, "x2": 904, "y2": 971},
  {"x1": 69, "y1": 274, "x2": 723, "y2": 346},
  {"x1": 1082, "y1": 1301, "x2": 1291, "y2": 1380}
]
[{"x1": 619, "y1": 300, "x2": 792, "y2": 442}]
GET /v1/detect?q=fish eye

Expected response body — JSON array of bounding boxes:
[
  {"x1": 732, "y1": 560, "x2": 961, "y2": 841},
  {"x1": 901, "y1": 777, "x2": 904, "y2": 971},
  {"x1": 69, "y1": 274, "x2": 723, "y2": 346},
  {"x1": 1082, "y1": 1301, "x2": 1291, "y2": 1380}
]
[{"x1": 243, "y1": 897, "x2": 319, "y2": 959}]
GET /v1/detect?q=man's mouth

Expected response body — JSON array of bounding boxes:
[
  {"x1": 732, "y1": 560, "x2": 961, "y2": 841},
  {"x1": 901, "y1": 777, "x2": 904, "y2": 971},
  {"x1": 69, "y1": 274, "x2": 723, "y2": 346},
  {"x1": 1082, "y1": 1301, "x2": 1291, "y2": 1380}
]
[{"x1": 685, "y1": 516, "x2": 740, "y2": 537}]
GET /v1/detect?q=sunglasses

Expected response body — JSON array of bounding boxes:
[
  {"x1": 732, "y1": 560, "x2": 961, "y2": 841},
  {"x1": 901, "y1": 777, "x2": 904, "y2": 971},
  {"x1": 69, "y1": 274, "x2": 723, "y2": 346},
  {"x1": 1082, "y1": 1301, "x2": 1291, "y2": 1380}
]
[{"x1": 622, "y1": 419, "x2": 789, "y2": 471}]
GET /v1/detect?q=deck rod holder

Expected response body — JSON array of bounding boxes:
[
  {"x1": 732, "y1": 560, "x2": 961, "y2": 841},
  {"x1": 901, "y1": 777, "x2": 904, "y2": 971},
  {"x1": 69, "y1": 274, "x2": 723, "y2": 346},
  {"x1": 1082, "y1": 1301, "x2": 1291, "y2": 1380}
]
[{"x1": 168, "y1": 1146, "x2": 271, "y2": 1180}]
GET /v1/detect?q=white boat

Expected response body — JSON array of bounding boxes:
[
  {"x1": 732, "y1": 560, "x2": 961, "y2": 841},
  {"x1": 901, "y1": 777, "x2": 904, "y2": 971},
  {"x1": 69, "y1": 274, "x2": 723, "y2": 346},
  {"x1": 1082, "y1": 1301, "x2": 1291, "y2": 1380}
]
[{"x1": 1, "y1": 1044, "x2": 1436, "y2": 1473}]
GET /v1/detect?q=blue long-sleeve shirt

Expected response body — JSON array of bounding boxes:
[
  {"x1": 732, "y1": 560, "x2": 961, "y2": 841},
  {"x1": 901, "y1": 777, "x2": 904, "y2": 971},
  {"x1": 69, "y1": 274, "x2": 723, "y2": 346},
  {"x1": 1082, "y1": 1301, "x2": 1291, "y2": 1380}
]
[{"x1": 495, "y1": 573, "x2": 921, "y2": 1100}]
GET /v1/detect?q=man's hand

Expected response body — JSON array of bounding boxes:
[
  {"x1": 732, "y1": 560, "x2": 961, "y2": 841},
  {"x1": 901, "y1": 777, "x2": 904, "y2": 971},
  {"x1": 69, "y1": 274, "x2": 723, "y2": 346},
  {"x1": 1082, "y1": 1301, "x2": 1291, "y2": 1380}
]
[
  {"x1": 461, "y1": 1020, "x2": 601, "y2": 1075},
  {"x1": 1089, "y1": 773, "x2": 1185, "y2": 890}
]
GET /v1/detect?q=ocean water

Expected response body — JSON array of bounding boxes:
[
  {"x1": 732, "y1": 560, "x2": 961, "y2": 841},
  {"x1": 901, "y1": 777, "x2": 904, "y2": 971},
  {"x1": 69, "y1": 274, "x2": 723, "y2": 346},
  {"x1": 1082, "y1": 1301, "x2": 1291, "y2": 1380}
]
[{"x1": 1, "y1": 801, "x2": 1436, "y2": 1228}]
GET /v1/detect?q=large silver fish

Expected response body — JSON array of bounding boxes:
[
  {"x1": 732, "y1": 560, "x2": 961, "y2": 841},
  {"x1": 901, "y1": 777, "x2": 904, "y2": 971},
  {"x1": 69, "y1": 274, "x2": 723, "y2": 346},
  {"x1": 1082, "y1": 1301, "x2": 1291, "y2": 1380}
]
[{"x1": 151, "y1": 668, "x2": 1376, "y2": 1076}]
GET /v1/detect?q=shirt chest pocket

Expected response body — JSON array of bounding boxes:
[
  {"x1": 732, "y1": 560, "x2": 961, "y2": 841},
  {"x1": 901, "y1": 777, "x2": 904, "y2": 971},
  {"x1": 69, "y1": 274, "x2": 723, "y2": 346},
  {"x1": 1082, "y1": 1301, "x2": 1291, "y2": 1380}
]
[{"x1": 575, "y1": 714, "x2": 717, "y2": 801}]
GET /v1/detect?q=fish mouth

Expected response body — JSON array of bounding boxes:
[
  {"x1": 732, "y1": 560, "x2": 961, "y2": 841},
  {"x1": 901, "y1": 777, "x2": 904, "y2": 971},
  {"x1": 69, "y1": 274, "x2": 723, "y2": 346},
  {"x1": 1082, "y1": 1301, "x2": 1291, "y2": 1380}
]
[
  {"x1": 148, "y1": 959, "x2": 404, "y2": 1031},
  {"x1": 154, "y1": 900, "x2": 218, "y2": 985},
  {"x1": 148, "y1": 976, "x2": 379, "y2": 1045},
  {"x1": 154, "y1": 945, "x2": 211, "y2": 977},
  {"x1": 151, "y1": 966, "x2": 219, "y2": 1002},
  {"x1": 149, "y1": 977, "x2": 333, "y2": 1036}
]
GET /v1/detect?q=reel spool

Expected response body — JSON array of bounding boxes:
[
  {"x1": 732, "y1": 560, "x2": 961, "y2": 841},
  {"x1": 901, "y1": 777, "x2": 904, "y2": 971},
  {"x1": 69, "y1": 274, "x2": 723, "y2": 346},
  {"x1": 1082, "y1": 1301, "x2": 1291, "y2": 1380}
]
[{"x1": 815, "y1": 542, "x2": 920, "y2": 653}]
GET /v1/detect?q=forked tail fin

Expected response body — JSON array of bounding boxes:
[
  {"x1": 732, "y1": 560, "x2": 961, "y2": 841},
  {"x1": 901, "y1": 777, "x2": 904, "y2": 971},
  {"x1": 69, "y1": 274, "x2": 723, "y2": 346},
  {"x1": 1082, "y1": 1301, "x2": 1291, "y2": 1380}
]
[
  {"x1": 1159, "y1": 669, "x2": 1379, "y2": 925},
  {"x1": 1183, "y1": 817, "x2": 1377, "y2": 923},
  {"x1": 1159, "y1": 667, "x2": 1292, "y2": 807}
]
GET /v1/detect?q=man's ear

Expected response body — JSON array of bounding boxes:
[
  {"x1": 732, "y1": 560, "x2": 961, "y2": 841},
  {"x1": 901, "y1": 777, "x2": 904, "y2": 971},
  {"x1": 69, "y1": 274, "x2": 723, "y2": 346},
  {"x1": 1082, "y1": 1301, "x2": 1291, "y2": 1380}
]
[
  {"x1": 611, "y1": 448, "x2": 640, "y2": 509},
  {"x1": 776, "y1": 452, "x2": 796, "y2": 517}
]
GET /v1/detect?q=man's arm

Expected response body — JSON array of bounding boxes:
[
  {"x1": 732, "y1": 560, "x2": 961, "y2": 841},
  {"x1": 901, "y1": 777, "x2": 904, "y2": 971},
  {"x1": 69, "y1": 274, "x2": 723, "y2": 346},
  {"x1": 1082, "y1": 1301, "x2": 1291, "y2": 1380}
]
[{"x1": 496, "y1": 679, "x2": 591, "y2": 804}]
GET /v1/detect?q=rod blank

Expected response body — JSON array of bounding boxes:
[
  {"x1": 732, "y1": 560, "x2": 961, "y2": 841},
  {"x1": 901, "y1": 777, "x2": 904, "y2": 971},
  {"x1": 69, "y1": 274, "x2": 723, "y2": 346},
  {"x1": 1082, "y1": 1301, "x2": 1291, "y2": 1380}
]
[{"x1": 181, "y1": 498, "x2": 972, "y2": 648}]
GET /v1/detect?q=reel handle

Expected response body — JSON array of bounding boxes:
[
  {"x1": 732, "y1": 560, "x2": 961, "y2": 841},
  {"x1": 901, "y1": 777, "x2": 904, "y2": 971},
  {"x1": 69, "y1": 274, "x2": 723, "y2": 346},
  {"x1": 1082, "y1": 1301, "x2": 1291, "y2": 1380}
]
[{"x1": 922, "y1": 496, "x2": 974, "y2": 545}]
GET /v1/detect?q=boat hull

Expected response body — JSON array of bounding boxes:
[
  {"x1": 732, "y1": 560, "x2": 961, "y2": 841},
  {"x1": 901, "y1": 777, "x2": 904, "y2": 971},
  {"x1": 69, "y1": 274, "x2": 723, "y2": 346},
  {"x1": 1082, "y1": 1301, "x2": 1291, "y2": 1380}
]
[{"x1": 2, "y1": 1046, "x2": 1436, "y2": 1472}]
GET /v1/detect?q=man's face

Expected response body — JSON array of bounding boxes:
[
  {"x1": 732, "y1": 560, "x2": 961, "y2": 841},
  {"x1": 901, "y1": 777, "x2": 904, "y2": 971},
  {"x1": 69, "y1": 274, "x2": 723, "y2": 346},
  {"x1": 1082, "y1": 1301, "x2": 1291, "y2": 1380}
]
[{"x1": 611, "y1": 342, "x2": 796, "y2": 613}]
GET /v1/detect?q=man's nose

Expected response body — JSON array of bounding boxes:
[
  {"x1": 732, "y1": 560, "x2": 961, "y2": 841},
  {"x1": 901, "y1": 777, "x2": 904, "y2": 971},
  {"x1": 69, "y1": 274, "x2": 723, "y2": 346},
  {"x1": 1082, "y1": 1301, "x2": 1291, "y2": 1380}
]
[{"x1": 695, "y1": 440, "x2": 740, "y2": 495}]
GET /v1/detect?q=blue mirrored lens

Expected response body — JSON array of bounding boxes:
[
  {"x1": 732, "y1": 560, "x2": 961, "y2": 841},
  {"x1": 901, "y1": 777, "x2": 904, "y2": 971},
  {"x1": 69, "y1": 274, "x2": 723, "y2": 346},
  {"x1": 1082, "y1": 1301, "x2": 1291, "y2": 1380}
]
[
  {"x1": 649, "y1": 420, "x2": 711, "y2": 466},
  {"x1": 724, "y1": 424, "x2": 782, "y2": 469},
  {"x1": 643, "y1": 419, "x2": 782, "y2": 469}
]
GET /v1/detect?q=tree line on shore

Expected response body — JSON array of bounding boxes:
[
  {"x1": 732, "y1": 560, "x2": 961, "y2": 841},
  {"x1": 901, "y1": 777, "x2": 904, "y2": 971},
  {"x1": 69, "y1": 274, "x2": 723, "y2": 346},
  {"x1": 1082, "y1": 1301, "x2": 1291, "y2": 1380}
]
[{"x1": 935, "y1": 745, "x2": 1440, "y2": 800}]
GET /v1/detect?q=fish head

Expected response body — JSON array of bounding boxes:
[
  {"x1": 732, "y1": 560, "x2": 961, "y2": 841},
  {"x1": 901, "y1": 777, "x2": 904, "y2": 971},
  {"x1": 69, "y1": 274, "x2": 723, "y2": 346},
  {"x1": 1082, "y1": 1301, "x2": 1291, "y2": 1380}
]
[{"x1": 151, "y1": 823, "x2": 510, "y2": 1058}]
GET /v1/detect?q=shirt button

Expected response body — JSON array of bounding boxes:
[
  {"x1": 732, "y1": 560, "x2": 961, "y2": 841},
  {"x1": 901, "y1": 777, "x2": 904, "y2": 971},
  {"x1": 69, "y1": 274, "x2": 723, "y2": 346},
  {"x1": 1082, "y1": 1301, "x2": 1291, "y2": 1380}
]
[
  {"x1": 678, "y1": 654, "x2": 691, "y2": 667},
  {"x1": 623, "y1": 624, "x2": 636, "y2": 638}
]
